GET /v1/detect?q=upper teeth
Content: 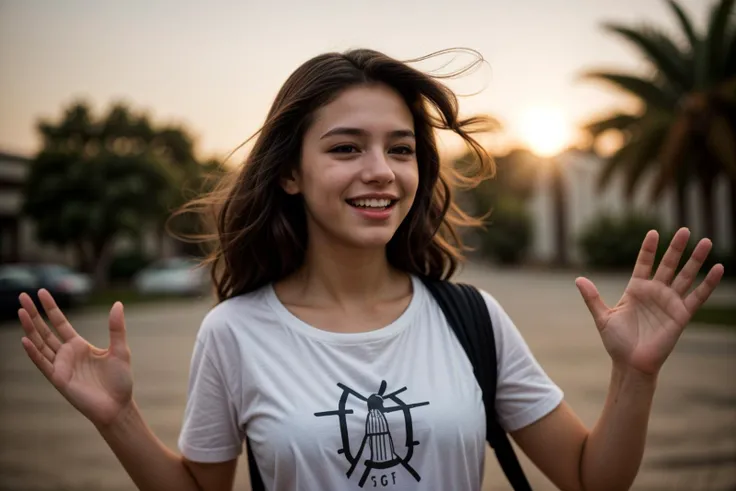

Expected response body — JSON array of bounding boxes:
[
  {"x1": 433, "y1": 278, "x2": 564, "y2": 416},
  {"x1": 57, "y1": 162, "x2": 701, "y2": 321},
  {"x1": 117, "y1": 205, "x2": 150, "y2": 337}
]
[{"x1": 351, "y1": 198, "x2": 392, "y2": 208}]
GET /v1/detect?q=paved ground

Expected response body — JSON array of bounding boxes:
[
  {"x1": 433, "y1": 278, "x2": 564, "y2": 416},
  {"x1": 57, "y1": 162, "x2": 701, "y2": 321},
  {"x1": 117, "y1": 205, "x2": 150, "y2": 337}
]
[{"x1": 0, "y1": 265, "x2": 734, "y2": 491}]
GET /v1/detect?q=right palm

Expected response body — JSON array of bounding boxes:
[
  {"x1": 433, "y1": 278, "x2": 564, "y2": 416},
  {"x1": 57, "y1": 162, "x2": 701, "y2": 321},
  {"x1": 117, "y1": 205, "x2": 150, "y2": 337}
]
[{"x1": 18, "y1": 289, "x2": 133, "y2": 427}]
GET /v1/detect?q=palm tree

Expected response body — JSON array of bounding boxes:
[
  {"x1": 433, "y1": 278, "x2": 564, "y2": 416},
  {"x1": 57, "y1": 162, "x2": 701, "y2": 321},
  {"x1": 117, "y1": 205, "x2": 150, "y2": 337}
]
[{"x1": 582, "y1": 0, "x2": 736, "y2": 253}]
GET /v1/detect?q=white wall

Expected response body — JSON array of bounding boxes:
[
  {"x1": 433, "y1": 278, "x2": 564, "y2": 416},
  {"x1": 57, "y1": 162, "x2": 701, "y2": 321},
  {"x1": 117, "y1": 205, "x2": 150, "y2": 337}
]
[{"x1": 527, "y1": 151, "x2": 733, "y2": 265}]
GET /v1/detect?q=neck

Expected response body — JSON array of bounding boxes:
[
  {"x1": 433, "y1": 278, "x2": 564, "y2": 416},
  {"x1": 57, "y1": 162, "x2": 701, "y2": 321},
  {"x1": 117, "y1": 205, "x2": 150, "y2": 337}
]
[{"x1": 292, "y1": 235, "x2": 404, "y2": 307}]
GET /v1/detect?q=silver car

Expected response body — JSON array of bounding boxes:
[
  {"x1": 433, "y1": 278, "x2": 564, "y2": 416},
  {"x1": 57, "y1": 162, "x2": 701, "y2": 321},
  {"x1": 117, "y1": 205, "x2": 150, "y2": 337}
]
[{"x1": 133, "y1": 257, "x2": 210, "y2": 297}]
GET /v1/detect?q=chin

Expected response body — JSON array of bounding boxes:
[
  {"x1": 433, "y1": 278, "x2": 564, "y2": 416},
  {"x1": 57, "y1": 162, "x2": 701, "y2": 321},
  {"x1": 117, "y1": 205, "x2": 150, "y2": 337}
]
[{"x1": 342, "y1": 228, "x2": 399, "y2": 250}]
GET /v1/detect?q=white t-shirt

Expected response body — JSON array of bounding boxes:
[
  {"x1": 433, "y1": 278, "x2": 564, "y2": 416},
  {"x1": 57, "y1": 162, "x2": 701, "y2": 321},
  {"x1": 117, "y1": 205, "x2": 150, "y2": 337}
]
[{"x1": 178, "y1": 275, "x2": 563, "y2": 491}]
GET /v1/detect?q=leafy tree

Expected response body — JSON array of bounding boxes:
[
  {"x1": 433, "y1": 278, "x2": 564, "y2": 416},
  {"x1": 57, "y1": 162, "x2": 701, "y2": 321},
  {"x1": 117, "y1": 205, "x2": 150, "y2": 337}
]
[
  {"x1": 582, "y1": 0, "x2": 736, "y2": 252},
  {"x1": 458, "y1": 148, "x2": 539, "y2": 264},
  {"x1": 22, "y1": 100, "x2": 216, "y2": 286}
]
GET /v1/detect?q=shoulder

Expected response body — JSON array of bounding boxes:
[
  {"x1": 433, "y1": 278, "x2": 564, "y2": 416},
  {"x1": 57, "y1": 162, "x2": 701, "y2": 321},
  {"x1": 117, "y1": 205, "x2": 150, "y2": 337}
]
[
  {"x1": 186, "y1": 285, "x2": 276, "y2": 391},
  {"x1": 420, "y1": 278, "x2": 521, "y2": 355},
  {"x1": 475, "y1": 288, "x2": 516, "y2": 335},
  {"x1": 472, "y1": 286, "x2": 533, "y2": 358},
  {"x1": 195, "y1": 284, "x2": 274, "y2": 347},
  {"x1": 421, "y1": 279, "x2": 563, "y2": 430},
  {"x1": 475, "y1": 286, "x2": 564, "y2": 430},
  {"x1": 417, "y1": 277, "x2": 510, "y2": 330},
  {"x1": 474, "y1": 287, "x2": 506, "y2": 319},
  {"x1": 439, "y1": 281, "x2": 517, "y2": 338}
]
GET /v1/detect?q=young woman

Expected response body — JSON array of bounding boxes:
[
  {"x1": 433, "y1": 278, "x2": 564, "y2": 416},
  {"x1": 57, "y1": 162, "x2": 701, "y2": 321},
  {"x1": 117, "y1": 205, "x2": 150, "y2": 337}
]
[{"x1": 18, "y1": 48, "x2": 724, "y2": 491}]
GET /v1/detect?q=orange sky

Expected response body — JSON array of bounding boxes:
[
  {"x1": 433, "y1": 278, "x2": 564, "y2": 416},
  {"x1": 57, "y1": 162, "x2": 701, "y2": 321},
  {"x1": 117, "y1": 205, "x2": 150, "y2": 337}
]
[{"x1": 0, "y1": 0, "x2": 709, "y2": 162}]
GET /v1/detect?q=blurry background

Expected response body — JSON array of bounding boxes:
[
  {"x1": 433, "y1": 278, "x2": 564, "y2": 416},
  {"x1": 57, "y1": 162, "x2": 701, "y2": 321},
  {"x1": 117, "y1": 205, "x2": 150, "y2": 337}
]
[{"x1": 0, "y1": 1, "x2": 734, "y2": 490}]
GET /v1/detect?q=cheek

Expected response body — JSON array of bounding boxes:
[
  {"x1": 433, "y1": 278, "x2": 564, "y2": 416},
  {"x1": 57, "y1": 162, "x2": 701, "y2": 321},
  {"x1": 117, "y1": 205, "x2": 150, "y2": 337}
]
[
  {"x1": 300, "y1": 163, "x2": 353, "y2": 210},
  {"x1": 398, "y1": 162, "x2": 420, "y2": 200}
]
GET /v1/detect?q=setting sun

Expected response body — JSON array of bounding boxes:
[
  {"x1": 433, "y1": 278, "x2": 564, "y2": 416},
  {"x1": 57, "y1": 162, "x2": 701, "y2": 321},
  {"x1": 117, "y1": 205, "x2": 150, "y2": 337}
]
[{"x1": 516, "y1": 106, "x2": 572, "y2": 157}]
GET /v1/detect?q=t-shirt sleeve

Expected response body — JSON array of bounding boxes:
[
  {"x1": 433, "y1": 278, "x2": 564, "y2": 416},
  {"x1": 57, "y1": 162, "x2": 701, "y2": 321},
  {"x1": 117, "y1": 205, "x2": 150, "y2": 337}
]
[
  {"x1": 480, "y1": 290, "x2": 564, "y2": 432},
  {"x1": 178, "y1": 313, "x2": 244, "y2": 463}
]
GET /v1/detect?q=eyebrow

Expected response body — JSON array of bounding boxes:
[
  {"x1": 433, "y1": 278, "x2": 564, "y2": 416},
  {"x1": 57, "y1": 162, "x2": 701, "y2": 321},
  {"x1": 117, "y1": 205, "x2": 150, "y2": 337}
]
[{"x1": 319, "y1": 127, "x2": 415, "y2": 140}]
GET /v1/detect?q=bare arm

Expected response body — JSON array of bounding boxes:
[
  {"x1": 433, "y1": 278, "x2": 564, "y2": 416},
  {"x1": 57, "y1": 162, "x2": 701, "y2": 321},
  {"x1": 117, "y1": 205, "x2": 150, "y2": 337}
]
[
  {"x1": 17, "y1": 291, "x2": 239, "y2": 491},
  {"x1": 579, "y1": 366, "x2": 655, "y2": 490},
  {"x1": 512, "y1": 365, "x2": 655, "y2": 491},
  {"x1": 95, "y1": 401, "x2": 238, "y2": 491},
  {"x1": 512, "y1": 229, "x2": 722, "y2": 491}
]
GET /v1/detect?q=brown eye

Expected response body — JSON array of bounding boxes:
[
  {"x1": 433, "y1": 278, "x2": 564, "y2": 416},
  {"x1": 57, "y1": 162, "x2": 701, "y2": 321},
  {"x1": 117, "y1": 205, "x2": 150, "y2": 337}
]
[
  {"x1": 391, "y1": 145, "x2": 415, "y2": 155},
  {"x1": 330, "y1": 144, "x2": 360, "y2": 154}
]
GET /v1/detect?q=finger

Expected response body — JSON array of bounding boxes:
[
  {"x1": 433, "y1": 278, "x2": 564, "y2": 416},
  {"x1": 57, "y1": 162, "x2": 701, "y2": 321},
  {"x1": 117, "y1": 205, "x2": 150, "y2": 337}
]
[
  {"x1": 18, "y1": 293, "x2": 62, "y2": 353},
  {"x1": 575, "y1": 277, "x2": 609, "y2": 328},
  {"x1": 108, "y1": 302, "x2": 129, "y2": 360},
  {"x1": 684, "y1": 264, "x2": 725, "y2": 314},
  {"x1": 18, "y1": 308, "x2": 56, "y2": 363},
  {"x1": 37, "y1": 289, "x2": 79, "y2": 342},
  {"x1": 631, "y1": 230, "x2": 660, "y2": 280},
  {"x1": 671, "y1": 238, "x2": 713, "y2": 297},
  {"x1": 652, "y1": 227, "x2": 690, "y2": 285},
  {"x1": 21, "y1": 336, "x2": 55, "y2": 381}
]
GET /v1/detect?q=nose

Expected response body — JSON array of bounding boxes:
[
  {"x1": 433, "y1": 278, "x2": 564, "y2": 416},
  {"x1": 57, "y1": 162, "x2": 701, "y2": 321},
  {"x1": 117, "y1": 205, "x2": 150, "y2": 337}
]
[{"x1": 361, "y1": 149, "x2": 395, "y2": 184}]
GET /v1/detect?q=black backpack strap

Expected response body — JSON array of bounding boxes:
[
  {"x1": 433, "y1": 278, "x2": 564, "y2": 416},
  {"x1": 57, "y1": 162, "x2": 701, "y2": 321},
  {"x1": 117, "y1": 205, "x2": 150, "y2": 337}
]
[
  {"x1": 420, "y1": 277, "x2": 533, "y2": 491},
  {"x1": 247, "y1": 436, "x2": 265, "y2": 491},
  {"x1": 246, "y1": 277, "x2": 531, "y2": 491}
]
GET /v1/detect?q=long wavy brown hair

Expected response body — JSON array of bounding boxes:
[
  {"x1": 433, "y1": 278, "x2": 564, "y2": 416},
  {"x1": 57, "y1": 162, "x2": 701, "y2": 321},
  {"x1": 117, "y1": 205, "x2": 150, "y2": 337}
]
[{"x1": 169, "y1": 48, "x2": 496, "y2": 303}]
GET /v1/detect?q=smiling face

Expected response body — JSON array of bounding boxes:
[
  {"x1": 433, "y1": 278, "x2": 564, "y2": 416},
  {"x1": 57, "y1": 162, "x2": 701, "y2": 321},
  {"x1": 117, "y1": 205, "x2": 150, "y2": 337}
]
[{"x1": 282, "y1": 83, "x2": 419, "y2": 251}]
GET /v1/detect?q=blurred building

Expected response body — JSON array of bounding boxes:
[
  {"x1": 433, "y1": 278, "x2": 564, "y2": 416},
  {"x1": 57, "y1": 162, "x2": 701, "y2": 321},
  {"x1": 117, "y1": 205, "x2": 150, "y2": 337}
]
[
  {"x1": 0, "y1": 150, "x2": 178, "y2": 266},
  {"x1": 528, "y1": 149, "x2": 733, "y2": 265},
  {"x1": 0, "y1": 151, "x2": 73, "y2": 265},
  {"x1": 0, "y1": 151, "x2": 25, "y2": 262}
]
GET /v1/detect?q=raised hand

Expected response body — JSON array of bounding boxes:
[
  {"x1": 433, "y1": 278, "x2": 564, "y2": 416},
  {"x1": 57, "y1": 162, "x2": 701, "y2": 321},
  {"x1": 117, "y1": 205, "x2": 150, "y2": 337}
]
[
  {"x1": 575, "y1": 228, "x2": 725, "y2": 376},
  {"x1": 18, "y1": 289, "x2": 133, "y2": 427}
]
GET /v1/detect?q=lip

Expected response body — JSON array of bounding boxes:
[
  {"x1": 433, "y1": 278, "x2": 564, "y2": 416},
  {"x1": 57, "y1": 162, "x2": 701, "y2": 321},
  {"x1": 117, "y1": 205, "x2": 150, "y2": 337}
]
[
  {"x1": 349, "y1": 203, "x2": 397, "y2": 221},
  {"x1": 345, "y1": 194, "x2": 398, "y2": 222},
  {"x1": 346, "y1": 193, "x2": 400, "y2": 201}
]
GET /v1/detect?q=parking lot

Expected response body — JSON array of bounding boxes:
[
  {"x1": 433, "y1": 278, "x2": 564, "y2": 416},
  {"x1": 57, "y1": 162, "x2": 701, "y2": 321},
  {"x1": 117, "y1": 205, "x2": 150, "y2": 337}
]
[{"x1": 1, "y1": 266, "x2": 734, "y2": 491}]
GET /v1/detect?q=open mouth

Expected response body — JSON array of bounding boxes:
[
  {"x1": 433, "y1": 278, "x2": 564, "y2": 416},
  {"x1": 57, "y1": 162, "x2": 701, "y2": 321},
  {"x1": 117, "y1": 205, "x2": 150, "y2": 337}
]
[{"x1": 346, "y1": 198, "x2": 398, "y2": 210}]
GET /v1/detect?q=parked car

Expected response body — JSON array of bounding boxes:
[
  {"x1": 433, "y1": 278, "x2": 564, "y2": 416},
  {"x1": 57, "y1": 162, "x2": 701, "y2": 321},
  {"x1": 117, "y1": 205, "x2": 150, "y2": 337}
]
[
  {"x1": 0, "y1": 265, "x2": 40, "y2": 321},
  {"x1": 0, "y1": 263, "x2": 92, "y2": 320},
  {"x1": 132, "y1": 257, "x2": 210, "y2": 296}
]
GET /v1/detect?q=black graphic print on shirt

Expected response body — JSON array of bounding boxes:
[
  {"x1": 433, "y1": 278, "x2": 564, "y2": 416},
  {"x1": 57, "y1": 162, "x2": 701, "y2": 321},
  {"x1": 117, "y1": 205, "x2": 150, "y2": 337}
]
[{"x1": 314, "y1": 380, "x2": 430, "y2": 488}]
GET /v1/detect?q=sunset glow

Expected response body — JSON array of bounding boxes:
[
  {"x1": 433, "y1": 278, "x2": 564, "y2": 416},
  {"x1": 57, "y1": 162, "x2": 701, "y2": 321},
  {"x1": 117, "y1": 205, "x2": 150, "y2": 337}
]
[{"x1": 517, "y1": 106, "x2": 572, "y2": 157}]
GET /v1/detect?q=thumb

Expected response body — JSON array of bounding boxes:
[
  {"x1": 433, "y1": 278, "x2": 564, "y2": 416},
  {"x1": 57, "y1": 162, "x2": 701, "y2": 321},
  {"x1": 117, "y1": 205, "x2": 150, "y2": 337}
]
[
  {"x1": 575, "y1": 277, "x2": 609, "y2": 329},
  {"x1": 108, "y1": 302, "x2": 129, "y2": 359}
]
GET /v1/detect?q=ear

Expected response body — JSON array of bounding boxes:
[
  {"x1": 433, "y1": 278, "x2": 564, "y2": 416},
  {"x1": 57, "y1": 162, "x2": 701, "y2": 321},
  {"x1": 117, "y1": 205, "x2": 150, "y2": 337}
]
[{"x1": 280, "y1": 169, "x2": 301, "y2": 195}]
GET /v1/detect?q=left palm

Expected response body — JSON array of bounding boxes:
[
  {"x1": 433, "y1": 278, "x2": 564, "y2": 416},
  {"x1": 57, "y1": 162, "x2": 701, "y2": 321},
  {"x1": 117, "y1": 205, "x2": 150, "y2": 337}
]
[{"x1": 575, "y1": 228, "x2": 725, "y2": 376}]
